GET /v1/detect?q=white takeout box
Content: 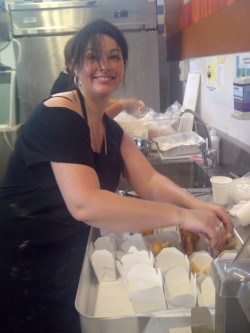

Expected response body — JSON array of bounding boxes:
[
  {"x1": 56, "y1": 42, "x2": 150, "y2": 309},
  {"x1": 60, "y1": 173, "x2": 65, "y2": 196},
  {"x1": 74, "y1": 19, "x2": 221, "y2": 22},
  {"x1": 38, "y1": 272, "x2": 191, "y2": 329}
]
[
  {"x1": 100, "y1": 229, "x2": 131, "y2": 240},
  {"x1": 123, "y1": 262, "x2": 167, "y2": 313},
  {"x1": 120, "y1": 233, "x2": 147, "y2": 252},
  {"x1": 116, "y1": 247, "x2": 154, "y2": 278},
  {"x1": 154, "y1": 226, "x2": 180, "y2": 247},
  {"x1": 156, "y1": 247, "x2": 189, "y2": 273},
  {"x1": 164, "y1": 266, "x2": 197, "y2": 309},
  {"x1": 197, "y1": 276, "x2": 215, "y2": 308},
  {"x1": 89, "y1": 235, "x2": 116, "y2": 282},
  {"x1": 189, "y1": 251, "x2": 213, "y2": 276}
]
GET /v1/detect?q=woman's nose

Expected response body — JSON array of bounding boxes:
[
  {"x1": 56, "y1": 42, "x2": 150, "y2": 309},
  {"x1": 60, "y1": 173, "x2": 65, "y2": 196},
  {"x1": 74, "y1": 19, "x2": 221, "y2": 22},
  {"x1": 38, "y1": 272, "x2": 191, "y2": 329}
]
[{"x1": 99, "y1": 58, "x2": 111, "y2": 71}]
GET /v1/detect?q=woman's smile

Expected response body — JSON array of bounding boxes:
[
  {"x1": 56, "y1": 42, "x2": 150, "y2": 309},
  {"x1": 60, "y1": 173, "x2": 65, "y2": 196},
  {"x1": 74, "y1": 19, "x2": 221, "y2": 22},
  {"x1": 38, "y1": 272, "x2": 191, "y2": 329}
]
[
  {"x1": 78, "y1": 35, "x2": 125, "y2": 97},
  {"x1": 93, "y1": 75, "x2": 115, "y2": 82}
]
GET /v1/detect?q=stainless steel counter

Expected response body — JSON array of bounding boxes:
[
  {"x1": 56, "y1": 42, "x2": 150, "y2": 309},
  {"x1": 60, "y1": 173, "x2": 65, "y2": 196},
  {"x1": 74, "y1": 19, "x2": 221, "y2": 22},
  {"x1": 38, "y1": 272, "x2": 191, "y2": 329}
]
[
  {"x1": 119, "y1": 151, "x2": 250, "y2": 243},
  {"x1": 75, "y1": 151, "x2": 250, "y2": 333},
  {"x1": 76, "y1": 184, "x2": 250, "y2": 333}
]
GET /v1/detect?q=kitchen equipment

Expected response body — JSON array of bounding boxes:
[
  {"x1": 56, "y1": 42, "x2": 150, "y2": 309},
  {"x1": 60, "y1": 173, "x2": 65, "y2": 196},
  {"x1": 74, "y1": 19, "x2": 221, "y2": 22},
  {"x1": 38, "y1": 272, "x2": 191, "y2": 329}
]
[
  {"x1": 0, "y1": 69, "x2": 16, "y2": 130},
  {"x1": 211, "y1": 235, "x2": 250, "y2": 333},
  {"x1": 153, "y1": 131, "x2": 204, "y2": 159},
  {"x1": 0, "y1": 124, "x2": 21, "y2": 183},
  {"x1": 133, "y1": 138, "x2": 152, "y2": 156},
  {"x1": 75, "y1": 227, "x2": 208, "y2": 333},
  {"x1": 75, "y1": 225, "x2": 243, "y2": 333},
  {"x1": 116, "y1": 118, "x2": 179, "y2": 140},
  {"x1": 8, "y1": 0, "x2": 161, "y2": 122},
  {"x1": 0, "y1": 2, "x2": 11, "y2": 53}
]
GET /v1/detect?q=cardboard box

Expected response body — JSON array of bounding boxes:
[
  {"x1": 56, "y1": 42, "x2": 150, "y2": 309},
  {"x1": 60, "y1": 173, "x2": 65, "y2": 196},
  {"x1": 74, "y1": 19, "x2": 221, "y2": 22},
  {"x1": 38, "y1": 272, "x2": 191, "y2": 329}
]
[{"x1": 89, "y1": 235, "x2": 117, "y2": 282}]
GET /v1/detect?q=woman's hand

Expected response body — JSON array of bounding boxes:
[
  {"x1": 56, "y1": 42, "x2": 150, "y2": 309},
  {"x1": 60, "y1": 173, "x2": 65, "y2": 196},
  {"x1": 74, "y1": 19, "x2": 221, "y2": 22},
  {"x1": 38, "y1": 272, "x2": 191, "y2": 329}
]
[
  {"x1": 179, "y1": 208, "x2": 229, "y2": 251},
  {"x1": 105, "y1": 98, "x2": 146, "y2": 118},
  {"x1": 122, "y1": 98, "x2": 146, "y2": 118},
  {"x1": 208, "y1": 204, "x2": 234, "y2": 236}
]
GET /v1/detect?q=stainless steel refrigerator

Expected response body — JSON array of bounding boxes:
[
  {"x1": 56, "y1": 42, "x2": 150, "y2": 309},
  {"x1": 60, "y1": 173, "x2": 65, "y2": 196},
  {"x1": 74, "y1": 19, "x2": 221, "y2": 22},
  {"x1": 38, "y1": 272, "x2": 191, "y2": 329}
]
[{"x1": 8, "y1": 0, "x2": 162, "y2": 122}]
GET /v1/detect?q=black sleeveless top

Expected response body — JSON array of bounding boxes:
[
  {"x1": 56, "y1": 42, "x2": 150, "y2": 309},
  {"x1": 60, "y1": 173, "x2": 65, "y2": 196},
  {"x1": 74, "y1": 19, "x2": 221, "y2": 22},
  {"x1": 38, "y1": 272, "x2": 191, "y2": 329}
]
[{"x1": 0, "y1": 90, "x2": 124, "y2": 332}]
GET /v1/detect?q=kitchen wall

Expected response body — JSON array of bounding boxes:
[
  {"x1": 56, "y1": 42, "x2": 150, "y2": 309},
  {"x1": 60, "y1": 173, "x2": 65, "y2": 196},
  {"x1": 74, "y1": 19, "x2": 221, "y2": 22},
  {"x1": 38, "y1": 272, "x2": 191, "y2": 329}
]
[
  {"x1": 166, "y1": 52, "x2": 250, "y2": 147},
  {"x1": 2, "y1": 1, "x2": 250, "y2": 151},
  {"x1": 164, "y1": 0, "x2": 250, "y2": 154},
  {"x1": 165, "y1": 52, "x2": 250, "y2": 178},
  {"x1": 189, "y1": 53, "x2": 250, "y2": 146}
]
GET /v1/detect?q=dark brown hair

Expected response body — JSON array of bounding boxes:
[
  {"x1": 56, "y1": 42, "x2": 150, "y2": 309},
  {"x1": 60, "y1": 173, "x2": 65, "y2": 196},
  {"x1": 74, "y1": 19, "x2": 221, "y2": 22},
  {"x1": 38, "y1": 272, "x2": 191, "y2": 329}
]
[{"x1": 70, "y1": 19, "x2": 128, "y2": 75}]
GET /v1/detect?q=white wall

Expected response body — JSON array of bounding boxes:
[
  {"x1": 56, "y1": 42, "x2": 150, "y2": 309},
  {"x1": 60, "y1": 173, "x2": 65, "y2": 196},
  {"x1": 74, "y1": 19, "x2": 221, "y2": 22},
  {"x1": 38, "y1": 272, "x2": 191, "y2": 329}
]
[{"x1": 188, "y1": 52, "x2": 250, "y2": 147}]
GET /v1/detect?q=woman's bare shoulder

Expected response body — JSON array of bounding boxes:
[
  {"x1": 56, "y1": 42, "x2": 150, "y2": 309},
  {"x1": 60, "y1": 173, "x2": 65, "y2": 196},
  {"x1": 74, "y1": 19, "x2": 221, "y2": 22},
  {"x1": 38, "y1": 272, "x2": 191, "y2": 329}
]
[{"x1": 44, "y1": 91, "x2": 81, "y2": 115}]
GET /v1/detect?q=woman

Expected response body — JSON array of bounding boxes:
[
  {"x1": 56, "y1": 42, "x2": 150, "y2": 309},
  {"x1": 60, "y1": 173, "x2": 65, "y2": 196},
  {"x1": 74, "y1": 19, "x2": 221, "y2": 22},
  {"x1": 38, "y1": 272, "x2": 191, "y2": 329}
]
[
  {"x1": 50, "y1": 36, "x2": 146, "y2": 118},
  {"x1": 0, "y1": 19, "x2": 232, "y2": 333}
]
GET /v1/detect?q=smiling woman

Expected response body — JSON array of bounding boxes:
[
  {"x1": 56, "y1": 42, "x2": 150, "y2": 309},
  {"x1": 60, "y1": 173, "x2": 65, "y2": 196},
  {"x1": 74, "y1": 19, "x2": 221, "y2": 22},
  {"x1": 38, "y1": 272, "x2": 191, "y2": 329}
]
[
  {"x1": 0, "y1": 19, "x2": 233, "y2": 333},
  {"x1": 71, "y1": 22, "x2": 127, "y2": 103},
  {"x1": 76, "y1": 35, "x2": 125, "y2": 100}
]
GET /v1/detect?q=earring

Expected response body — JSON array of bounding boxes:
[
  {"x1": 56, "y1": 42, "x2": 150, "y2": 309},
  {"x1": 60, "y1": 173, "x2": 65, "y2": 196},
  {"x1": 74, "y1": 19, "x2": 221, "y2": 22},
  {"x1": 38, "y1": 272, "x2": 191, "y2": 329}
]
[
  {"x1": 74, "y1": 75, "x2": 79, "y2": 86},
  {"x1": 122, "y1": 74, "x2": 126, "y2": 86}
]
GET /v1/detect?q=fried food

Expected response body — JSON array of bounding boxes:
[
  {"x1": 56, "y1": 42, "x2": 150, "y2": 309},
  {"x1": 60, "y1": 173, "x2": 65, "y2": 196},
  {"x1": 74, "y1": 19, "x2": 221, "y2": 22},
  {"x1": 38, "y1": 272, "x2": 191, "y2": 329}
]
[
  {"x1": 138, "y1": 229, "x2": 154, "y2": 236},
  {"x1": 190, "y1": 261, "x2": 201, "y2": 275},
  {"x1": 221, "y1": 233, "x2": 239, "y2": 251},
  {"x1": 152, "y1": 240, "x2": 171, "y2": 256},
  {"x1": 180, "y1": 229, "x2": 200, "y2": 256},
  {"x1": 205, "y1": 232, "x2": 239, "y2": 256}
]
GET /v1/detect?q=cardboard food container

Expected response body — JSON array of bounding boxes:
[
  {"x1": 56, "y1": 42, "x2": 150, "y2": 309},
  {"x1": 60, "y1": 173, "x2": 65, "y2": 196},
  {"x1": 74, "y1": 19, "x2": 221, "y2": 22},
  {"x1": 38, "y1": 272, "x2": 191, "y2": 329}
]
[
  {"x1": 120, "y1": 232, "x2": 147, "y2": 252},
  {"x1": 189, "y1": 251, "x2": 213, "y2": 276},
  {"x1": 155, "y1": 247, "x2": 189, "y2": 273},
  {"x1": 164, "y1": 266, "x2": 197, "y2": 309},
  {"x1": 89, "y1": 235, "x2": 117, "y2": 283},
  {"x1": 116, "y1": 247, "x2": 154, "y2": 278},
  {"x1": 154, "y1": 226, "x2": 180, "y2": 247},
  {"x1": 122, "y1": 262, "x2": 167, "y2": 313},
  {"x1": 197, "y1": 276, "x2": 215, "y2": 308}
]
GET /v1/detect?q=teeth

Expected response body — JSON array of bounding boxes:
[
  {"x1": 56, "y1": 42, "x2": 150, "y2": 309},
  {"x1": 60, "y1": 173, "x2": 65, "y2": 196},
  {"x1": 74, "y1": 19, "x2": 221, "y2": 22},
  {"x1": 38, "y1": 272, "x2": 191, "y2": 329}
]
[{"x1": 96, "y1": 77, "x2": 112, "y2": 81}]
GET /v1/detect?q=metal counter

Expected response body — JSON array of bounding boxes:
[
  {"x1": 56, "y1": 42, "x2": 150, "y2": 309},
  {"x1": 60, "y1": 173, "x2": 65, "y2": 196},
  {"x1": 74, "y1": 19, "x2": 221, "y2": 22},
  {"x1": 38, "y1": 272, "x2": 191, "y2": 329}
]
[{"x1": 75, "y1": 189, "x2": 249, "y2": 333}]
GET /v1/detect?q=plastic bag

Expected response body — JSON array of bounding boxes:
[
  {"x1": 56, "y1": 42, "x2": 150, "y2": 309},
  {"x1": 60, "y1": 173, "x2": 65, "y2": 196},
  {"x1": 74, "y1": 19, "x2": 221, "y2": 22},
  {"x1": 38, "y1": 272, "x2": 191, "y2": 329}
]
[
  {"x1": 229, "y1": 172, "x2": 250, "y2": 204},
  {"x1": 164, "y1": 100, "x2": 183, "y2": 119}
]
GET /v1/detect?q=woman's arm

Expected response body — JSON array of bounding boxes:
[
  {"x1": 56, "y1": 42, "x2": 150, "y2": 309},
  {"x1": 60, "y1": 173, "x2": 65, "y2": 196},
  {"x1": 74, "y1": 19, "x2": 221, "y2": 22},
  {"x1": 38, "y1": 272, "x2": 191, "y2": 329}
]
[
  {"x1": 51, "y1": 160, "x2": 227, "y2": 250},
  {"x1": 51, "y1": 133, "x2": 232, "y2": 251},
  {"x1": 105, "y1": 98, "x2": 145, "y2": 118},
  {"x1": 120, "y1": 133, "x2": 233, "y2": 236}
]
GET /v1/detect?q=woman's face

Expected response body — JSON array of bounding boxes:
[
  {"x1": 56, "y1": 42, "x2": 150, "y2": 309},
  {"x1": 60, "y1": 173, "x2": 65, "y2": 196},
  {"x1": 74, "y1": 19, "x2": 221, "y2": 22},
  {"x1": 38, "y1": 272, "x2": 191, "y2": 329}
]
[{"x1": 77, "y1": 35, "x2": 126, "y2": 99}]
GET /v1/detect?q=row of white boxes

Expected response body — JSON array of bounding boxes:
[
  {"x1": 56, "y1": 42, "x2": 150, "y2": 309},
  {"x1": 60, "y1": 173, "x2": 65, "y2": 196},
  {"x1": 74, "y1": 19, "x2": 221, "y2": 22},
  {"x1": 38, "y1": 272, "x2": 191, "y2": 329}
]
[
  {"x1": 75, "y1": 227, "x2": 240, "y2": 333},
  {"x1": 82, "y1": 228, "x2": 220, "y2": 315}
]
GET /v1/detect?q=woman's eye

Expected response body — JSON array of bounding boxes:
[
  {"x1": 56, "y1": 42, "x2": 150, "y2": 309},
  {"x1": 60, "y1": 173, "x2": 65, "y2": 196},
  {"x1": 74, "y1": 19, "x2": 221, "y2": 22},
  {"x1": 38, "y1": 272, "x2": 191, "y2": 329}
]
[
  {"x1": 109, "y1": 54, "x2": 121, "y2": 61},
  {"x1": 87, "y1": 54, "x2": 98, "y2": 61}
]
